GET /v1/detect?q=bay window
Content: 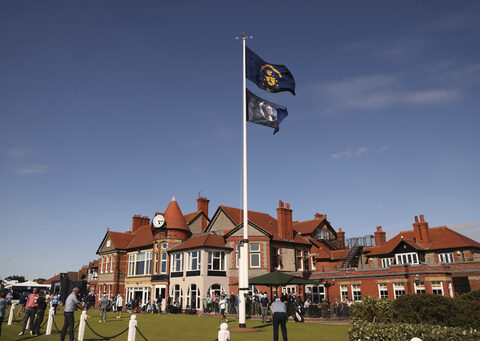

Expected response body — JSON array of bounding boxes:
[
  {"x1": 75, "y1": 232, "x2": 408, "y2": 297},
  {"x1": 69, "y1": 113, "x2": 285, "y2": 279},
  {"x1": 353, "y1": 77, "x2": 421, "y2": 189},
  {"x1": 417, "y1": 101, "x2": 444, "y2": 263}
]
[{"x1": 208, "y1": 251, "x2": 225, "y2": 271}]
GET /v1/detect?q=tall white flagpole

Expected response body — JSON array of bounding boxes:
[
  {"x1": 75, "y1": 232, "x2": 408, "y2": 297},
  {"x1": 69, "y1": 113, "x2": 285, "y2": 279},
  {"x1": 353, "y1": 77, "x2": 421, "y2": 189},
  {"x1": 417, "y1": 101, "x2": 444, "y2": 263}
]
[{"x1": 238, "y1": 33, "x2": 251, "y2": 328}]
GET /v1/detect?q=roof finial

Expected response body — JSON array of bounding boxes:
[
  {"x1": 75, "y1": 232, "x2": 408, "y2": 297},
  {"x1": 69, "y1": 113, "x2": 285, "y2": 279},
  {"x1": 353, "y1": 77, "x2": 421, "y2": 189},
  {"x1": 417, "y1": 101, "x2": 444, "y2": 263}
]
[{"x1": 172, "y1": 194, "x2": 176, "y2": 202}]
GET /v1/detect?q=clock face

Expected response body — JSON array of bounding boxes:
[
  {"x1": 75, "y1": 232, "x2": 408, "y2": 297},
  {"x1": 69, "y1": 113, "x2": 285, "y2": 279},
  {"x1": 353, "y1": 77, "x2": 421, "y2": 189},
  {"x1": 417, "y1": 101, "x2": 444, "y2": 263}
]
[
  {"x1": 152, "y1": 214, "x2": 165, "y2": 228},
  {"x1": 161, "y1": 242, "x2": 168, "y2": 249}
]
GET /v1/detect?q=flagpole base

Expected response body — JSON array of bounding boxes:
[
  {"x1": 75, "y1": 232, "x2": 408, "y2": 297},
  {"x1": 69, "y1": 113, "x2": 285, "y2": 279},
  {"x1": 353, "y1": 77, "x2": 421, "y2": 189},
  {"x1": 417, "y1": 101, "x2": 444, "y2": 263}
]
[{"x1": 239, "y1": 323, "x2": 246, "y2": 328}]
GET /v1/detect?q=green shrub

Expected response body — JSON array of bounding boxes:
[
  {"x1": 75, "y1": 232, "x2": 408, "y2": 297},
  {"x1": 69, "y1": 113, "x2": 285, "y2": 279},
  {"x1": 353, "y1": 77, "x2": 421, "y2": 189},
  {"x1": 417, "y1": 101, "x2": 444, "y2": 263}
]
[
  {"x1": 349, "y1": 321, "x2": 480, "y2": 341},
  {"x1": 457, "y1": 289, "x2": 480, "y2": 302},
  {"x1": 392, "y1": 294, "x2": 454, "y2": 326},
  {"x1": 351, "y1": 296, "x2": 393, "y2": 323}
]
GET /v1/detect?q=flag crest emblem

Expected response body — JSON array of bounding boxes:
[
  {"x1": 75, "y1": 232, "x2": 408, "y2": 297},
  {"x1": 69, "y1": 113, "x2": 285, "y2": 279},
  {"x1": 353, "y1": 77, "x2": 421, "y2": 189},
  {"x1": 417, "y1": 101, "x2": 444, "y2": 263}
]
[{"x1": 261, "y1": 64, "x2": 282, "y2": 91}]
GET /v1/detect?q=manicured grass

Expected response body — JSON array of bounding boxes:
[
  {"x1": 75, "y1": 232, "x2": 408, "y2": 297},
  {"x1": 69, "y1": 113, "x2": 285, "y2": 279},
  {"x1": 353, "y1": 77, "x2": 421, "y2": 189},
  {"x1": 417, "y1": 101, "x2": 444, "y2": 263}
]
[{"x1": 2, "y1": 309, "x2": 350, "y2": 340}]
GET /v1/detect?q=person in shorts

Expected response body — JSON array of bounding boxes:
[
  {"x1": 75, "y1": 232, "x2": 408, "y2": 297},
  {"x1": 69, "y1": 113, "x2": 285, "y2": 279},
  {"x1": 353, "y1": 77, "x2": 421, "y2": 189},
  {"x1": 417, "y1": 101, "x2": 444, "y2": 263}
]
[{"x1": 219, "y1": 295, "x2": 227, "y2": 323}]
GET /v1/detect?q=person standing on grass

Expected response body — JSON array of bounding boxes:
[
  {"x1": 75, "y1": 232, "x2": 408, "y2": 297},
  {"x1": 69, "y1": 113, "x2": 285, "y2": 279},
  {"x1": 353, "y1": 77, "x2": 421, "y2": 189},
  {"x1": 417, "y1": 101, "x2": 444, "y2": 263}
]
[
  {"x1": 219, "y1": 295, "x2": 227, "y2": 323},
  {"x1": 17, "y1": 291, "x2": 28, "y2": 316},
  {"x1": 156, "y1": 295, "x2": 162, "y2": 314},
  {"x1": 51, "y1": 293, "x2": 59, "y2": 315},
  {"x1": 60, "y1": 287, "x2": 85, "y2": 341},
  {"x1": 99, "y1": 293, "x2": 108, "y2": 322},
  {"x1": 116, "y1": 294, "x2": 124, "y2": 318},
  {"x1": 32, "y1": 291, "x2": 50, "y2": 336},
  {"x1": 270, "y1": 297, "x2": 288, "y2": 341},
  {"x1": 0, "y1": 291, "x2": 7, "y2": 338},
  {"x1": 18, "y1": 288, "x2": 39, "y2": 336},
  {"x1": 260, "y1": 292, "x2": 269, "y2": 323}
]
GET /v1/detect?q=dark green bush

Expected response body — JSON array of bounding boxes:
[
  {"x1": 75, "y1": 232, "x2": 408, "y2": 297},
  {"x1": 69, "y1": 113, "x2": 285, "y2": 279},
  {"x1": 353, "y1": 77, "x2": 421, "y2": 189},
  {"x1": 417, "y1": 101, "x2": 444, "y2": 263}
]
[
  {"x1": 349, "y1": 321, "x2": 480, "y2": 341},
  {"x1": 392, "y1": 294, "x2": 455, "y2": 326}
]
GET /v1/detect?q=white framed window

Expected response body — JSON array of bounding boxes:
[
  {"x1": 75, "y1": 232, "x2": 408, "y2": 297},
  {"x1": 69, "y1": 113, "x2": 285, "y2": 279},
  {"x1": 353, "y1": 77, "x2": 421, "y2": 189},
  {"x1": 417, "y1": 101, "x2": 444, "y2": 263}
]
[
  {"x1": 282, "y1": 285, "x2": 297, "y2": 295},
  {"x1": 250, "y1": 243, "x2": 261, "y2": 268},
  {"x1": 351, "y1": 284, "x2": 362, "y2": 301},
  {"x1": 393, "y1": 282, "x2": 406, "y2": 299},
  {"x1": 235, "y1": 244, "x2": 240, "y2": 268},
  {"x1": 172, "y1": 253, "x2": 183, "y2": 273},
  {"x1": 415, "y1": 281, "x2": 426, "y2": 294},
  {"x1": 340, "y1": 285, "x2": 349, "y2": 301},
  {"x1": 381, "y1": 258, "x2": 394, "y2": 268},
  {"x1": 172, "y1": 284, "x2": 183, "y2": 306},
  {"x1": 208, "y1": 251, "x2": 225, "y2": 271},
  {"x1": 160, "y1": 252, "x2": 167, "y2": 274},
  {"x1": 106, "y1": 240, "x2": 111, "y2": 248},
  {"x1": 106, "y1": 256, "x2": 110, "y2": 273},
  {"x1": 431, "y1": 281, "x2": 444, "y2": 295},
  {"x1": 189, "y1": 250, "x2": 201, "y2": 271},
  {"x1": 306, "y1": 285, "x2": 325, "y2": 303},
  {"x1": 296, "y1": 250, "x2": 304, "y2": 271},
  {"x1": 438, "y1": 253, "x2": 454, "y2": 263},
  {"x1": 128, "y1": 254, "x2": 135, "y2": 276},
  {"x1": 378, "y1": 284, "x2": 388, "y2": 299},
  {"x1": 100, "y1": 257, "x2": 104, "y2": 274},
  {"x1": 395, "y1": 252, "x2": 419, "y2": 265},
  {"x1": 310, "y1": 256, "x2": 316, "y2": 271},
  {"x1": 186, "y1": 284, "x2": 200, "y2": 309},
  {"x1": 154, "y1": 253, "x2": 158, "y2": 274},
  {"x1": 128, "y1": 251, "x2": 152, "y2": 276},
  {"x1": 110, "y1": 256, "x2": 114, "y2": 273}
]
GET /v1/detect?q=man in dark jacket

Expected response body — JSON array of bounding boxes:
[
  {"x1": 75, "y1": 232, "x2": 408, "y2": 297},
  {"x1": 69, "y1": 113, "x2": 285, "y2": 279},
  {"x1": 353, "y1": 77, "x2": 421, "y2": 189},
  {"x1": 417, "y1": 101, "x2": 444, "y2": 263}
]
[{"x1": 33, "y1": 291, "x2": 50, "y2": 336}]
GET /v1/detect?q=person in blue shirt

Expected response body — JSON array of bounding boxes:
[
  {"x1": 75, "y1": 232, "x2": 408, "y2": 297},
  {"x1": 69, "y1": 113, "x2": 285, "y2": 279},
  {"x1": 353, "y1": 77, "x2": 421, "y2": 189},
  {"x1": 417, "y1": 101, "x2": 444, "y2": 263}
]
[
  {"x1": 270, "y1": 297, "x2": 288, "y2": 341},
  {"x1": 52, "y1": 293, "x2": 59, "y2": 315},
  {"x1": 60, "y1": 288, "x2": 85, "y2": 341}
]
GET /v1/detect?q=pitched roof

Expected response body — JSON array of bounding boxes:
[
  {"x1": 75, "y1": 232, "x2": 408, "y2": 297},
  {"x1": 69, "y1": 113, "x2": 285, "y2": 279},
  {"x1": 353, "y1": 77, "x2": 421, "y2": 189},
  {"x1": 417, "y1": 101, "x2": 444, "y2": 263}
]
[
  {"x1": 367, "y1": 226, "x2": 480, "y2": 256},
  {"x1": 168, "y1": 233, "x2": 232, "y2": 252},
  {"x1": 293, "y1": 218, "x2": 324, "y2": 235},
  {"x1": 184, "y1": 211, "x2": 202, "y2": 223},
  {"x1": 127, "y1": 224, "x2": 154, "y2": 249},
  {"x1": 44, "y1": 274, "x2": 61, "y2": 284},
  {"x1": 220, "y1": 205, "x2": 278, "y2": 235},
  {"x1": 164, "y1": 196, "x2": 190, "y2": 231},
  {"x1": 108, "y1": 231, "x2": 134, "y2": 249}
]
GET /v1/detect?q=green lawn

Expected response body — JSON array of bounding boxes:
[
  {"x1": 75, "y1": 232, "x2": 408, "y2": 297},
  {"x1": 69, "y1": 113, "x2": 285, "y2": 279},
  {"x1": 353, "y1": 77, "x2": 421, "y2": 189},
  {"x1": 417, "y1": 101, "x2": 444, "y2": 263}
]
[{"x1": 2, "y1": 309, "x2": 350, "y2": 341}]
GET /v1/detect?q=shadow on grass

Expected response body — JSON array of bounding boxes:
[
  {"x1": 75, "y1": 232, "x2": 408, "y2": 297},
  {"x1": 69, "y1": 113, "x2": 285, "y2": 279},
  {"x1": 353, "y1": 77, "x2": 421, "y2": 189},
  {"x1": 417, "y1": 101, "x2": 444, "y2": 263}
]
[{"x1": 253, "y1": 323, "x2": 273, "y2": 329}]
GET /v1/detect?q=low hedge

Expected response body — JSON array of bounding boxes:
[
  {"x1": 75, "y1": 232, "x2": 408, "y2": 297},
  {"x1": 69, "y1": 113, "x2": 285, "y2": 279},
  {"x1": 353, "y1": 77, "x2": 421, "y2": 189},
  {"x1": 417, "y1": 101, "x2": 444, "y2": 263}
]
[{"x1": 349, "y1": 321, "x2": 480, "y2": 341}]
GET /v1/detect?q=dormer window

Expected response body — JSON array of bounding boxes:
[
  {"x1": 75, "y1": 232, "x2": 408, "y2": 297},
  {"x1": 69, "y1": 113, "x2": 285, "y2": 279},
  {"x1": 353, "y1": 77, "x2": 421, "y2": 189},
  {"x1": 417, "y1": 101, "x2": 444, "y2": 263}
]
[
  {"x1": 381, "y1": 258, "x2": 394, "y2": 268},
  {"x1": 438, "y1": 253, "x2": 454, "y2": 264},
  {"x1": 106, "y1": 240, "x2": 111, "y2": 248},
  {"x1": 395, "y1": 252, "x2": 419, "y2": 265}
]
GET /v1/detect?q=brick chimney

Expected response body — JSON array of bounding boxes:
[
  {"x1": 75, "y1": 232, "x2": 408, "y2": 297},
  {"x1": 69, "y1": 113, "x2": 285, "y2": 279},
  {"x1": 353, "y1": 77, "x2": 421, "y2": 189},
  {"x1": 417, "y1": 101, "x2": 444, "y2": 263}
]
[
  {"x1": 132, "y1": 215, "x2": 142, "y2": 232},
  {"x1": 314, "y1": 213, "x2": 326, "y2": 220},
  {"x1": 337, "y1": 228, "x2": 345, "y2": 249},
  {"x1": 197, "y1": 197, "x2": 210, "y2": 231},
  {"x1": 277, "y1": 200, "x2": 293, "y2": 240},
  {"x1": 413, "y1": 215, "x2": 423, "y2": 242},
  {"x1": 418, "y1": 215, "x2": 431, "y2": 246},
  {"x1": 374, "y1": 226, "x2": 386, "y2": 246}
]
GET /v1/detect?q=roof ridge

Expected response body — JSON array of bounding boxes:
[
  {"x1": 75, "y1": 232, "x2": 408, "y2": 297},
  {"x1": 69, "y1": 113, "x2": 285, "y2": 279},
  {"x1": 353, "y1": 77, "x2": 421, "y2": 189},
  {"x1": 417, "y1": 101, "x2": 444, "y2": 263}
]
[{"x1": 219, "y1": 205, "x2": 275, "y2": 217}]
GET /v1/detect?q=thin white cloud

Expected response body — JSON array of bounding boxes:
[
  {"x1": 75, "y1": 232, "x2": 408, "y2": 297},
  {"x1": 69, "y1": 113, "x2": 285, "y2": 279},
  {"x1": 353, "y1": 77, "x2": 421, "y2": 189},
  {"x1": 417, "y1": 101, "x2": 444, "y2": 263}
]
[
  {"x1": 14, "y1": 166, "x2": 50, "y2": 175},
  {"x1": 331, "y1": 147, "x2": 369, "y2": 160},
  {"x1": 378, "y1": 145, "x2": 389, "y2": 154},
  {"x1": 319, "y1": 73, "x2": 460, "y2": 113},
  {"x1": 7, "y1": 148, "x2": 30, "y2": 158}
]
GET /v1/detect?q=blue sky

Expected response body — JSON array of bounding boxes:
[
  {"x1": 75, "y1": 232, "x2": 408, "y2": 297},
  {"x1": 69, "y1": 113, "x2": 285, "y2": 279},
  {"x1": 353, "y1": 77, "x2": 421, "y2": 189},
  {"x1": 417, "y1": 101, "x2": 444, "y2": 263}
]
[{"x1": 1, "y1": 1, "x2": 479, "y2": 280}]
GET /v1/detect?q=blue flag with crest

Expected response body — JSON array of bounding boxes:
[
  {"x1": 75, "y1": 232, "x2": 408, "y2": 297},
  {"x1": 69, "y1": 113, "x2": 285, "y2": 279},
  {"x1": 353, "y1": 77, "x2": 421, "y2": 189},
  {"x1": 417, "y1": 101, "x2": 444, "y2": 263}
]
[{"x1": 246, "y1": 47, "x2": 296, "y2": 95}]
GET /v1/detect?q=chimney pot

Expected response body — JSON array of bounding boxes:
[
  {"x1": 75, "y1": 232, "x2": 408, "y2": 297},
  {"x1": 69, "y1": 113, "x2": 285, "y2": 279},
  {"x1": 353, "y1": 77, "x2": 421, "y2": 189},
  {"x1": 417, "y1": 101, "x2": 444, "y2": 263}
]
[
  {"x1": 415, "y1": 216, "x2": 419, "y2": 223},
  {"x1": 285, "y1": 203, "x2": 290, "y2": 209},
  {"x1": 420, "y1": 215, "x2": 425, "y2": 222}
]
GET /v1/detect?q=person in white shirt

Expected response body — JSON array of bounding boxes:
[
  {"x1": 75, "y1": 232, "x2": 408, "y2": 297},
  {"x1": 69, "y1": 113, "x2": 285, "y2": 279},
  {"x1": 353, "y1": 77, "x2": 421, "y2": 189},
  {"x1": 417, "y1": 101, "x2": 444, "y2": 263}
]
[
  {"x1": 116, "y1": 294, "x2": 124, "y2": 318},
  {"x1": 219, "y1": 295, "x2": 227, "y2": 323}
]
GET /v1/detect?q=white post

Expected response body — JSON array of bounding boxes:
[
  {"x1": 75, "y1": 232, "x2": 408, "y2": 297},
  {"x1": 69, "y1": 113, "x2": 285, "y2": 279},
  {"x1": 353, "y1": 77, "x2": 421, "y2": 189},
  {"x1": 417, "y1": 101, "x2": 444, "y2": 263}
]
[
  {"x1": 7, "y1": 303, "x2": 15, "y2": 325},
  {"x1": 218, "y1": 322, "x2": 230, "y2": 341},
  {"x1": 127, "y1": 314, "x2": 137, "y2": 341},
  {"x1": 237, "y1": 33, "x2": 250, "y2": 329},
  {"x1": 77, "y1": 310, "x2": 88, "y2": 341},
  {"x1": 45, "y1": 307, "x2": 55, "y2": 335}
]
